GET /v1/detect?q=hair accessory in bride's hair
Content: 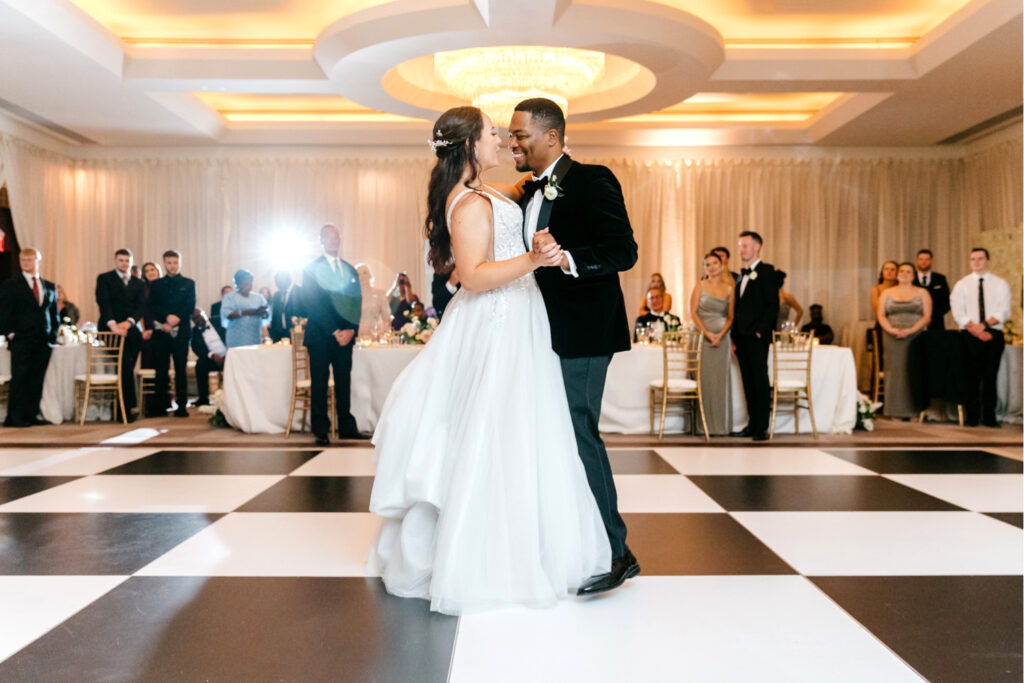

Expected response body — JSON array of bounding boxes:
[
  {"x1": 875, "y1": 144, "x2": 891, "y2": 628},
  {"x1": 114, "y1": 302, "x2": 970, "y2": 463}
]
[{"x1": 428, "y1": 129, "x2": 452, "y2": 152}]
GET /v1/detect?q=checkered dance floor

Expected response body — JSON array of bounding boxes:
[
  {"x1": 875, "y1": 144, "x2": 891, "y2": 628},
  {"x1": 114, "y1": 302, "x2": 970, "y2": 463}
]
[{"x1": 0, "y1": 446, "x2": 1020, "y2": 682}]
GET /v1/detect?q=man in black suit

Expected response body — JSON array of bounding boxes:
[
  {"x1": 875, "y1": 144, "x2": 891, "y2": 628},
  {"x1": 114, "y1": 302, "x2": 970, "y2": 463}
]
[
  {"x1": 634, "y1": 288, "x2": 681, "y2": 340},
  {"x1": 0, "y1": 248, "x2": 59, "y2": 427},
  {"x1": 915, "y1": 249, "x2": 950, "y2": 331},
  {"x1": 268, "y1": 271, "x2": 299, "y2": 342},
  {"x1": 430, "y1": 265, "x2": 460, "y2": 320},
  {"x1": 511, "y1": 98, "x2": 640, "y2": 596},
  {"x1": 301, "y1": 224, "x2": 362, "y2": 445},
  {"x1": 190, "y1": 308, "x2": 226, "y2": 406},
  {"x1": 209, "y1": 284, "x2": 233, "y2": 342},
  {"x1": 149, "y1": 250, "x2": 196, "y2": 417},
  {"x1": 95, "y1": 248, "x2": 146, "y2": 420},
  {"x1": 712, "y1": 246, "x2": 741, "y2": 283},
  {"x1": 731, "y1": 231, "x2": 779, "y2": 441}
]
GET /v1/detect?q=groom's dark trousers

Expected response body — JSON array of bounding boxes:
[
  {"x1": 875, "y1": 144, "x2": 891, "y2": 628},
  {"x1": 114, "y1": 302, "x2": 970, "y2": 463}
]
[{"x1": 526, "y1": 155, "x2": 638, "y2": 560}]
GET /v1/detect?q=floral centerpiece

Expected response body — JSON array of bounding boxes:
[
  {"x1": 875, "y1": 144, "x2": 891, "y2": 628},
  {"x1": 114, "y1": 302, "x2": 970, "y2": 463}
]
[
  {"x1": 197, "y1": 389, "x2": 228, "y2": 427},
  {"x1": 398, "y1": 311, "x2": 438, "y2": 345},
  {"x1": 56, "y1": 317, "x2": 87, "y2": 346},
  {"x1": 855, "y1": 392, "x2": 883, "y2": 431}
]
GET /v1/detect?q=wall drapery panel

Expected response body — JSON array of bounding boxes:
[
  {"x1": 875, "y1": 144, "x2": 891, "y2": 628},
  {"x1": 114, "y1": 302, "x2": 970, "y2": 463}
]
[{"x1": 1, "y1": 133, "x2": 1019, "y2": 335}]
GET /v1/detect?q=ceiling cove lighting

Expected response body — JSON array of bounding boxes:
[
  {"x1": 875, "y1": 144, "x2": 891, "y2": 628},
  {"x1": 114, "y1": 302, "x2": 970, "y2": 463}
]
[{"x1": 434, "y1": 46, "x2": 606, "y2": 124}]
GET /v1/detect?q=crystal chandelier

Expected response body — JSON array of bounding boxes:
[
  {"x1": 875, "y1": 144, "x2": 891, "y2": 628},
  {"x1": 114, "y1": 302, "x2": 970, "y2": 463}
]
[{"x1": 434, "y1": 46, "x2": 606, "y2": 125}]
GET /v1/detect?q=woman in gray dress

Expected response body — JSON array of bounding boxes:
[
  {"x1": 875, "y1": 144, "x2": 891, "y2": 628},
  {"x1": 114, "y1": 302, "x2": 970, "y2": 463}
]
[
  {"x1": 877, "y1": 262, "x2": 932, "y2": 419},
  {"x1": 690, "y1": 252, "x2": 735, "y2": 435}
]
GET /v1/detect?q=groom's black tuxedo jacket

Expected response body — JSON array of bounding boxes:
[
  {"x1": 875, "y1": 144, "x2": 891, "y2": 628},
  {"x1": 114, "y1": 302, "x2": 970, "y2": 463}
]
[
  {"x1": 733, "y1": 262, "x2": 779, "y2": 338},
  {"x1": 520, "y1": 155, "x2": 638, "y2": 359}
]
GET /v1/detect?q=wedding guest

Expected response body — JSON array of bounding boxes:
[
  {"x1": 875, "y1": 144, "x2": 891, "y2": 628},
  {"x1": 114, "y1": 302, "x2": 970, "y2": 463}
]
[
  {"x1": 877, "y1": 262, "x2": 932, "y2": 420},
  {"x1": 149, "y1": 250, "x2": 196, "y2": 417},
  {"x1": 190, "y1": 308, "x2": 226, "y2": 406},
  {"x1": 268, "y1": 270, "x2": 299, "y2": 342},
  {"x1": 258, "y1": 286, "x2": 272, "y2": 303},
  {"x1": 301, "y1": 223, "x2": 362, "y2": 444},
  {"x1": 637, "y1": 272, "x2": 673, "y2": 314},
  {"x1": 139, "y1": 261, "x2": 162, "y2": 372},
  {"x1": 732, "y1": 231, "x2": 778, "y2": 441},
  {"x1": 391, "y1": 292, "x2": 422, "y2": 331},
  {"x1": 130, "y1": 264, "x2": 141, "y2": 279},
  {"x1": 0, "y1": 248, "x2": 59, "y2": 427},
  {"x1": 801, "y1": 304, "x2": 834, "y2": 345},
  {"x1": 56, "y1": 285, "x2": 80, "y2": 325},
  {"x1": 711, "y1": 246, "x2": 741, "y2": 283},
  {"x1": 870, "y1": 261, "x2": 899, "y2": 321},
  {"x1": 356, "y1": 264, "x2": 391, "y2": 338},
  {"x1": 951, "y1": 248, "x2": 1011, "y2": 427},
  {"x1": 386, "y1": 272, "x2": 417, "y2": 315},
  {"x1": 95, "y1": 248, "x2": 146, "y2": 420},
  {"x1": 775, "y1": 271, "x2": 803, "y2": 329},
  {"x1": 209, "y1": 284, "x2": 233, "y2": 341},
  {"x1": 430, "y1": 264, "x2": 460, "y2": 320},
  {"x1": 222, "y1": 269, "x2": 270, "y2": 349},
  {"x1": 634, "y1": 288, "x2": 680, "y2": 340},
  {"x1": 916, "y1": 249, "x2": 951, "y2": 331},
  {"x1": 689, "y1": 251, "x2": 735, "y2": 435}
]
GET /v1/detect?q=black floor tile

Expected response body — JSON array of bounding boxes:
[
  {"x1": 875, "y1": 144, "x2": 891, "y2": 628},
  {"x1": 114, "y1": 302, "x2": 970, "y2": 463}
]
[
  {"x1": 686, "y1": 475, "x2": 964, "y2": 511},
  {"x1": 984, "y1": 513, "x2": 1024, "y2": 529},
  {"x1": 609, "y1": 450, "x2": 679, "y2": 474},
  {"x1": 622, "y1": 513, "x2": 795, "y2": 575},
  {"x1": 0, "y1": 577, "x2": 456, "y2": 683},
  {"x1": 237, "y1": 476, "x2": 374, "y2": 512},
  {"x1": 812, "y1": 576, "x2": 1023, "y2": 683},
  {"x1": 0, "y1": 513, "x2": 220, "y2": 575},
  {"x1": 99, "y1": 450, "x2": 321, "y2": 475},
  {"x1": 825, "y1": 449, "x2": 1023, "y2": 474},
  {"x1": 0, "y1": 477, "x2": 79, "y2": 505}
]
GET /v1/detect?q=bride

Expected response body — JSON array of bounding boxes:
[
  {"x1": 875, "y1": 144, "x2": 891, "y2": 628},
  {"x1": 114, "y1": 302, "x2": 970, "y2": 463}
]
[{"x1": 368, "y1": 106, "x2": 611, "y2": 615}]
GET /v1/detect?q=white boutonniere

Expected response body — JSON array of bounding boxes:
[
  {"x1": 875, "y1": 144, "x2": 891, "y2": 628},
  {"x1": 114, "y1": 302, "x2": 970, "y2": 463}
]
[
  {"x1": 543, "y1": 175, "x2": 565, "y2": 201},
  {"x1": 749, "y1": 270, "x2": 758, "y2": 281}
]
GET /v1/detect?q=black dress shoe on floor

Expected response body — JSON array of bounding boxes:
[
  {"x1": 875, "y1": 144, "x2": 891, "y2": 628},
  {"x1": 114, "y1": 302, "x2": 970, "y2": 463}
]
[
  {"x1": 752, "y1": 431, "x2": 770, "y2": 441},
  {"x1": 173, "y1": 408, "x2": 189, "y2": 418},
  {"x1": 577, "y1": 548, "x2": 641, "y2": 596},
  {"x1": 731, "y1": 426, "x2": 754, "y2": 438},
  {"x1": 338, "y1": 432, "x2": 371, "y2": 441},
  {"x1": 2, "y1": 419, "x2": 30, "y2": 428},
  {"x1": 982, "y1": 420, "x2": 1001, "y2": 428},
  {"x1": 314, "y1": 434, "x2": 330, "y2": 446}
]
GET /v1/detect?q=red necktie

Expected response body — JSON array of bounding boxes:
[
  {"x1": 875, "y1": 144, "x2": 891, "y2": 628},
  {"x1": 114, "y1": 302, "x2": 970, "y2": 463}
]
[{"x1": 32, "y1": 277, "x2": 41, "y2": 306}]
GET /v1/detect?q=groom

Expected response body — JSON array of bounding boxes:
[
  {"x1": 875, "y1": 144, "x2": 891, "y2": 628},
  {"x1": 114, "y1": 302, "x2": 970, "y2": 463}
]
[{"x1": 509, "y1": 98, "x2": 640, "y2": 595}]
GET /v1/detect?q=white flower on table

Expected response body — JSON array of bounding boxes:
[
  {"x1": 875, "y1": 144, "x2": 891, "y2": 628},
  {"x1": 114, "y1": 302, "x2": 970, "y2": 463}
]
[{"x1": 400, "y1": 322, "x2": 418, "y2": 337}]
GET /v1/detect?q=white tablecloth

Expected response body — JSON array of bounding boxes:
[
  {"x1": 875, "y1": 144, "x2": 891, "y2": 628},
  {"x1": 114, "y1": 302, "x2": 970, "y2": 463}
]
[
  {"x1": 222, "y1": 342, "x2": 857, "y2": 436},
  {"x1": 0, "y1": 344, "x2": 99, "y2": 424},
  {"x1": 997, "y1": 344, "x2": 1023, "y2": 424}
]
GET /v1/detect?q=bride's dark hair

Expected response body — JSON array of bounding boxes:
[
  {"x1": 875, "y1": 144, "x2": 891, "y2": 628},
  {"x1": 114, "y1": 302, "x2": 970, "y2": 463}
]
[{"x1": 425, "y1": 106, "x2": 484, "y2": 271}]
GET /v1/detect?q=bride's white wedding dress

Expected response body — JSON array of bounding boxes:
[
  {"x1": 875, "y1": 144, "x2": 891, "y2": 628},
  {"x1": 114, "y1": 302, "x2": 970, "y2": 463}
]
[{"x1": 369, "y1": 186, "x2": 611, "y2": 615}]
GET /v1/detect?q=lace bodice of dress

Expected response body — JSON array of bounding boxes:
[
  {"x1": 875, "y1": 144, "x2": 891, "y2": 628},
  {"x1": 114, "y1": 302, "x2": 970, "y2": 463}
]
[{"x1": 447, "y1": 187, "x2": 527, "y2": 262}]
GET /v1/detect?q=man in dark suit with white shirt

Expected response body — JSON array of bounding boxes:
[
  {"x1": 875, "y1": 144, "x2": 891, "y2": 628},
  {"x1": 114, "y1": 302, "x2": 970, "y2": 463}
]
[
  {"x1": 0, "y1": 248, "x2": 60, "y2": 427},
  {"x1": 268, "y1": 271, "x2": 299, "y2": 342},
  {"x1": 731, "y1": 231, "x2": 779, "y2": 441},
  {"x1": 95, "y1": 248, "x2": 146, "y2": 419},
  {"x1": 915, "y1": 249, "x2": 950, "y2": 331}
]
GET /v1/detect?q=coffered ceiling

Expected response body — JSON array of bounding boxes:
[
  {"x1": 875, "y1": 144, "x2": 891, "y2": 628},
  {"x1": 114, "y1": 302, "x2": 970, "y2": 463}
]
[{"x1": 0, "y1": 0, "x2": 1019, "y2": 147}]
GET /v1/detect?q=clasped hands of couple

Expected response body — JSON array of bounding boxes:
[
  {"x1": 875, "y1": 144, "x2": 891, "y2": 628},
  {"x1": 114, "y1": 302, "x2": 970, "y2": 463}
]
[{"x1": 531, "y1": 228, "x2": 568, "y2": 269}]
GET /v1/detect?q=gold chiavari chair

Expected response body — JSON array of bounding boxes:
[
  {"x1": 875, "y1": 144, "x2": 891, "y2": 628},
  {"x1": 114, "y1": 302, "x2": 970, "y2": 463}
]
[
  {"x1": 649, "y1": 329, "x2": 708, "y2": 441},
  {"x1": 136, "y1": 367, "x2": 156, "y2": 417},
  {"x1": 285, "y1": 328, "x2": 336, "y2": 438},
  {"x1": 870, "y1": 327, "x2": 885, "y2": 404},
  {"x1": 770, "y1": 330, "x2": 816, "y2": 439},
  {"x1": 75, "y1": 331, "x2": 127, "y2": 425}
]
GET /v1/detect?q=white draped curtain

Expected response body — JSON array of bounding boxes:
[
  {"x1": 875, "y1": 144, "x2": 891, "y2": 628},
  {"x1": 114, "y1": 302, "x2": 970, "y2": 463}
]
[{"x1": 1, "y1": 132, "x2": 1020, "y2": 338}]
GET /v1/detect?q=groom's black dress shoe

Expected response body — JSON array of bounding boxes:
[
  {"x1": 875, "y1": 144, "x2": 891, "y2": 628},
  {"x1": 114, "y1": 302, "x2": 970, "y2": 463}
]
[
  {"x1": 577, "y1": 548, "x2": 640, "y2": 596},
  {"x1": 731, "y1": 426, "x2": 754, "y2": 438},
  {"x1": 752, "y1": 431, "x2": 770, "y2": 441},
  {"x1": 314, "y1": 434, "x2": 330, "y2": 446}
]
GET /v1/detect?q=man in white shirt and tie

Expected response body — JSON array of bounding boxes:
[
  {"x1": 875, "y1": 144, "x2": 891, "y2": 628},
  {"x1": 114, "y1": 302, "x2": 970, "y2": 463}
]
[{"x1": 950, "y1": 247, "x2": 1011, "y2": 427}]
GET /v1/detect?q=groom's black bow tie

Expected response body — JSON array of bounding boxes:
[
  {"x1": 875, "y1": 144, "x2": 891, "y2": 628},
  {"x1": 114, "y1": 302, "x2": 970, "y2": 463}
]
[
  {"x1": 741, "y1": 267, "x2": 753, "y2": 276},
  {"x1": 523, "y1": 178, "x2": 546, "y2": 196}
]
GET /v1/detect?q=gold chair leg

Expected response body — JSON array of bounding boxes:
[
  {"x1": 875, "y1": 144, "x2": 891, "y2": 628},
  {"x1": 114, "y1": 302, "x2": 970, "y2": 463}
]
[
  {"x1": 918, "y1": 410, "x2": 926, "y2": 423},
  {"x1": 329, "y1": 390, "x2": 337, "y2": 438},
  {"x1": 117, "y1": 384, "x2": 128, "y2": 425},
  {"x1": 697, "y1": 393, "x2": 710, "y2": 442},
  {"x1": 649, "y1": 387, "x2": 655, "y2": 436},
  {"x1": 658, "y1": 388, "x2": 669, "y2": 440},
  {"x1": 768, "y1": 388, "x2": 777, "y2": 440},
  {"x1": 957, "y1": 404, "x2": 964, "y2": 427},
  {"x1": 79, "y1": 383, "x2": 90, "y2": 426},
  {"x1": 794, "y1": 393, "x2": 800, "y2": 435},
  {"x1": 806, "y1": 391, "x2": 817, "y2": 438},
  {"x1": 285, "y1": 388, "x2": 296, "y2": 438}
]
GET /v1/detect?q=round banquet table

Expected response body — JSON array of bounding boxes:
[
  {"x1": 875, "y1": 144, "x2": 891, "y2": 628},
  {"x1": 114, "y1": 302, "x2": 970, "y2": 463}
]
[
  {"x1": 0, "y1": 343, "x2": 107, "y2": 424},
  {"x1": 220, "y1": 341, "x2": 857, "y2": 436}
]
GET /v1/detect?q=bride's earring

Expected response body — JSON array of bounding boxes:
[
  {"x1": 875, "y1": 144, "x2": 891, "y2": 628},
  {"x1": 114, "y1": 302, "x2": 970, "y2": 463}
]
[{"x1": 473, "y1": 148, "x2": 478, "y2": 160}]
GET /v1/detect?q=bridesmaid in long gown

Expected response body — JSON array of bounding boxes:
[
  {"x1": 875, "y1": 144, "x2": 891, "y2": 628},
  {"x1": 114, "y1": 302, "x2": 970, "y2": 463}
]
[
  {"x1": 690, "y1": 252, "x2": 735, "y2": 435},
  {"x1": 877, "y1": 262, "x2": 932, "y2": 419}
]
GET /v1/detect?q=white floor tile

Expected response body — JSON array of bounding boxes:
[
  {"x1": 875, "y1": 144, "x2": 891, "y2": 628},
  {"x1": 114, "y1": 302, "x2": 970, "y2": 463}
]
[
  {"x1": 0, "y1": 448, "x2": 157, "y2": 476},
  {"x1": 656, "y1": 447, "x2": 875, "y2": 475},
  {"x1": 613, "y1": 475, "x2": 724, "y2": 513},
  {"x1": 732, "y1": 511, "x2": 1024, "y2": 576},
  {"x1": 290, "y1": 448, "x2": 377, "y2": 476},
  {"x1": 136, "y1": 512, "x2": 382, "y2": 577},
  {"x1": 0, "y1": 576, "x2": 128, "y2": 662},
  {"x1": 450, "y1": 576, "x2": 922, "y2": 683},
  {"x1": 884, "y1": 474, "x2": 1024, "y2": 512},
  {"x1": 0, "y1": 475, "x2": 283, "y2": 513}
]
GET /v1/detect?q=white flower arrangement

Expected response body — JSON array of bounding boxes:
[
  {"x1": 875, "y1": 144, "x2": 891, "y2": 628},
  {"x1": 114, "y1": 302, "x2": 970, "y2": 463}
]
[
  {"x1": 855, "y1": 392, "x2": 883, "y2": 431},
  {"x1": 197, "y1": 389, "x2": 228, "y2": 427},
  {"x1": 397, "y1": 312, "x2": 438, "y2": 345}
]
